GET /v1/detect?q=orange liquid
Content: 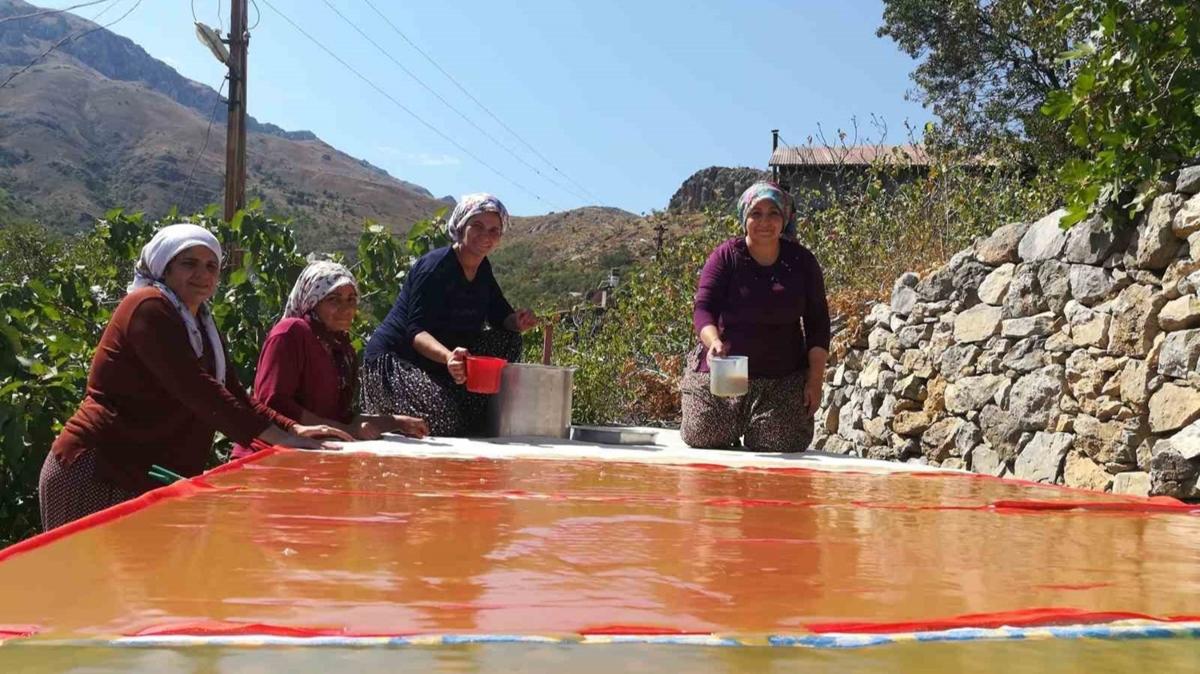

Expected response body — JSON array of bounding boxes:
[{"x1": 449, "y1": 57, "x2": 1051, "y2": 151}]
[{"x1": 1, "y1": 451, "x2": 1197, "y2": 639}]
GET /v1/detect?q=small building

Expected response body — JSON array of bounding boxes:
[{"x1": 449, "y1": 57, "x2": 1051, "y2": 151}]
[{"x1": 767, "y1": 130, "x2": 931, "y2": 211}]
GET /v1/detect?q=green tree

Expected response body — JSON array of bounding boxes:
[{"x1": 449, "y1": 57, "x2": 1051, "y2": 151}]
[
  {"x1": 0, "y1": 205, "x2": 448, "y2": 547},
  {"x1": 879, "y1": 0, "x2": 1082, "y2": 159},
  {"x1": 1042, "y1": 0, "x2": 1200, "y2": 225}
]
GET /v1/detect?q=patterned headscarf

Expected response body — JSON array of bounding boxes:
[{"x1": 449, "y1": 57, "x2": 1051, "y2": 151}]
[
  {"x1": 736, "y1": 181, "x2": 796, "y2": 238},
  {"x1": 284, "y1": 260, "x2": 358, "y2": 322},
  {"x1": 128, "y1": 223, "x2": 226, "y2": 382},
  {"x1": 446, "y1": 193, "x2": 509, "y2": 244}
]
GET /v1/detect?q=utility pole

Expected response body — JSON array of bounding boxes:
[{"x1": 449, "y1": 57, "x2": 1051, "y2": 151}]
[{"x1": 223, "y1": 0, "x2": 249, "y2": 223}]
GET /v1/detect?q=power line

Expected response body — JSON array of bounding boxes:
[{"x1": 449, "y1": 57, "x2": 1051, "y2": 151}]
[
  {"x1": 320, "y1": 0, "x2": 588, "y2": 203},
  {"x1": 181, "y1": 75, "x2": 230, "y2": 210},
  {"x1": 0, "y1": 0, "x2": 142, "y2": 91},
  {"x1": 258, "y1": 0, "x2": 558, "y2": 209},
  {"x1": 360, "y1": 0, "x2": 601, "y2": 204},
  {"x1": 249, "y1": 0, "x2": 260, "y2": 30},
  {"x1": 0, "y1": 0, "x2": 111, "y2": 26},
  {"x1": 190, "y1": 0, "x2": 197, "y2": 23}
]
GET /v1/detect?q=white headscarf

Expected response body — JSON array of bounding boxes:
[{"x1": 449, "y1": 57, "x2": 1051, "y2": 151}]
[
  {"x1": 446, "y1": 193, "x2": 509, "y2": 244},
  {"x1": 284, "y1": 260, "x2": 358, "y2": 322},
  {"x1": 129, "y1": 224, "x2": 226, "y2": 382}
]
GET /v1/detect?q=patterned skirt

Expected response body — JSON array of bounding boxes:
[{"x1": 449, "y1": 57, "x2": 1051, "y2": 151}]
[
  {"x1": 361, "y1": 329, "x2": 524, "y2": 437},
  {"x1": 679, "y1": 348, "x2": 814, "y2": 452},
  {"x1": 39, "y1": 448, "x2": 138, "y2": 532}
]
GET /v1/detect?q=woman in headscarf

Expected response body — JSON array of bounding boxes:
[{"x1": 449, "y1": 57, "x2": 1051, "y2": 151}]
[
  {"x1": 231, "y1": 261, "x2": 429, "y2": 459},
  {"x1": 361, "y1": 193, "x2": 539, "y2": 436},
  {"x1": 40, "y1": 224, "x2": 352, "y2": 531},
  {"x1": 680, "y1": 182, "x2": 831, "y2": 451}
]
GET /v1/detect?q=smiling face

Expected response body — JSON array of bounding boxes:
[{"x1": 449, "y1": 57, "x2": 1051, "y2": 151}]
[
  {"x1": 162, "y1": 245, "x2": 219, "y2": 312},
  {"x1": 458, "y1": 211, "x2": 504, "y2": 258},
  {"x1": 313, "y1": 283, "x2": 358, "y2": 333},
  {"x1": 745, "y1": 198, "x2": 785, "y2": 244}
]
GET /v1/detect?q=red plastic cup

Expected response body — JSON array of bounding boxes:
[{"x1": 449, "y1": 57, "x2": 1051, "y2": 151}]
[{"x1": 465, "y1": 355, "x2": 507, "y2": 394}]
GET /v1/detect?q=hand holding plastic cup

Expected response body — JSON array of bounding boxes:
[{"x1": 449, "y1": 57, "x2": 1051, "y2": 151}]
[
  {"x1": 709, "y1": 355, "x2": 748, "y2": 397},
  {"x1": 466, "y1": 355, "x2": 507, "y2": 394}
]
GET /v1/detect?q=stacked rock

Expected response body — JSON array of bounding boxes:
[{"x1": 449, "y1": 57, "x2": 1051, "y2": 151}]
[{"x1": 814, "y1": 165, "x2": 1200, "y2": 498}]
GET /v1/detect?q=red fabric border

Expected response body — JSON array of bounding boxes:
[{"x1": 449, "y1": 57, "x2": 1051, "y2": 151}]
[
  {"x1": 131, "y1": 620, "x2": 398, "y2": 638},
  {"x1": 0, "y1": 445, "x2": 286, "y2": 565},
  {"x1": 580, "y1": 625, "x2": 710, "y2": 636},
  {"x1": 124, "y1": 610, "x2": 1200, "y2": 639},
  {"x1": 804, "y1": 607, "x2": 1200, "y2": 634}
]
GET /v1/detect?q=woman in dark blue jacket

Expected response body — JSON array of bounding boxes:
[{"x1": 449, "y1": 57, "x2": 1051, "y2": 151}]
[{"x1": 362, "y1": 193, "x2": 538, "y2": 436}]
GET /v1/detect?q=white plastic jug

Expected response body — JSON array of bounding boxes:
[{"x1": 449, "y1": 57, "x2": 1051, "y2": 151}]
[{"x1": 709, "y1": 356, "x2": 749, "y2": 397}]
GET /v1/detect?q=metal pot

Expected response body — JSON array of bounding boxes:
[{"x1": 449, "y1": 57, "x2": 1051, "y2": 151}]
[{"x1": 485, "y1": 363, "x2": 574, "y2": 438}]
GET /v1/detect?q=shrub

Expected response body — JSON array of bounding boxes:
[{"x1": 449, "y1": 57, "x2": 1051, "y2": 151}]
[{"x1": 0, "y1": 205, "x2": 447, "y2": 547}]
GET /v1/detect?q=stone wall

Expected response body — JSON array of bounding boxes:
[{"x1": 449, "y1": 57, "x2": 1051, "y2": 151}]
[{"x1": 813, "y1": 165, "x2": 1200, "y2": 498}]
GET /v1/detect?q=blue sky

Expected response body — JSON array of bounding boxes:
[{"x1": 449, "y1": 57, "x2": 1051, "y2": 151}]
[{"x1": 92, "y1": 0, "x2": 930, "y2": 216}]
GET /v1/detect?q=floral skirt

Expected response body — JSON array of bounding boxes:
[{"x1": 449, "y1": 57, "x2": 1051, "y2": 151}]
[
  {"x1": 39, "y1": 448, "x2": 138, "y2": 532},
  {"x1": 361, "y1": 329, "x2": 523, "y2": 437},
  {"x1": 679, "y1": 348, "x2": 814, "y2": 452}
]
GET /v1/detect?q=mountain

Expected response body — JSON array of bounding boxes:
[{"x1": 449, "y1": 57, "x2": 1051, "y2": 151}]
[
  {"x1": 0, "y1": 1, "x2": 724, "y2": 309},
  {"x1": 0, "y1": 0, "x2": 446, "y2": 251},
  {"x1": 668, "y1": 166, "x2": 768, "y2": 212}
]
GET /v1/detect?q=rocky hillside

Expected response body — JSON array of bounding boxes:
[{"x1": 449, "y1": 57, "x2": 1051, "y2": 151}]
[
  {"x1": 668, "y1": 166, "x2": 767, "y2": 212},
  {"x1": 815, "y1": 165, "x2": 1200, "y2": 499},
  {"x1": 0, "y1": 0, "x2": 447, "y2": 251},
  {"x1": 0, "y1": 1, "x2": 713, "y2": 307},
  {"x1": 494, "y1": 206, "x2": 695, "y2": 309}
]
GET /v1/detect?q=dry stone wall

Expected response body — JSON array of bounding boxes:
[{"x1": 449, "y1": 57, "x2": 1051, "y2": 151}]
[{"x1": 813, "y1": 164, "x2": 1200, "y2": 498}]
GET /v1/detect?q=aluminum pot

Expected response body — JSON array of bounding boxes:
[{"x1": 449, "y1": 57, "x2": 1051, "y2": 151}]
[{"x1": 485, "y1": 363, "x2": 574, "y2": 438}]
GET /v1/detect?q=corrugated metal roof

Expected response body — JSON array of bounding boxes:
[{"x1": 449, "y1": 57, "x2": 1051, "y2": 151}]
[{"x1": 769, "y1": 144, "x2": 930, "y2": 167}]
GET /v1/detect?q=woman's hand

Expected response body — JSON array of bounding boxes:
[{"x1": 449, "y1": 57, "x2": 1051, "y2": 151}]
[
  {"x1": 353, "y1": 419, "x2": 385, "y2": 441},
  {"x1": 803, "y1": 374, "x2": 823, "y2": 417},
  {"x1": 706, "y1": 338, "x2": 728, "y2": 361},
  {"x1": 294, "y1": 424, "x2": 356, "y2": 442},
  {"x1": 447, "y1": 347, "x2": 469, "y2": 384},
  {"x1": 507, "y1": 308, "x2": 539, "y2": 333},
  {"x1": 393, "y1": 415, "x2": 430, "y2": 438},
  {"x1": 287, "y1": 436, "x2": 344, "y2": 450}
]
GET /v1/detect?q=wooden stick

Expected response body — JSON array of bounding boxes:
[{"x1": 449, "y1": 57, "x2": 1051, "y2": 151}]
[{"x1": 542, "y1": 322, "x2": 554, "y2": 366}]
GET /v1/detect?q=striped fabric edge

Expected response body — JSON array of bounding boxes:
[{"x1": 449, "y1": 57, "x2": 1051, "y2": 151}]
[{"x1": 5, "y1": 621, "x2": 1198, "y2": 650}]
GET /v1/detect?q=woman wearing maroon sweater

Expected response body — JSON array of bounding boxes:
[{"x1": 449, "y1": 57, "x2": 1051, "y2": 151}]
[
  {"x1": 680, "y1": 182, "x2": 831, "y2": 451},
  {"x1": 231, "y1": 261, "x2": 428, "y2": 459},
  {"x1": 40, "y1": 225, "x2": 351, "y2": 531}
]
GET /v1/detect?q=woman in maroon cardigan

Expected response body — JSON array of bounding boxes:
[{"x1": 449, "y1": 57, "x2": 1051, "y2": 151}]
[
  {"x1": 40, "y1": 225, "x2": 352, "y2": 531},
  {"x1": 231, "y1": 261, "x2": 428, "y2": 460},
  {"x1": 680, "y1": 182, "x2": 831, "y2": 451}
]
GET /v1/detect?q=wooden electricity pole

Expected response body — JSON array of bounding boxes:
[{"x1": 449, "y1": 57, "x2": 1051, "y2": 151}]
[{"x1": 223, "y1": 0, "x2": 249, "y2": 223}]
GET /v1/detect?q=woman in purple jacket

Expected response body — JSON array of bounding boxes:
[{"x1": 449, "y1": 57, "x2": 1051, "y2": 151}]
[{"x1": 680, "y1": 181, "x2": 830, "y2": 451}]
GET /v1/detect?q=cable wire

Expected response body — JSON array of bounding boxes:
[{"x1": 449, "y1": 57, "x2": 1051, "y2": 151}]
[
  {"x1": 320, "y1": 0, "x2": 587, "y2": 203},
  {"x1": 258, "y1": 0, "x2": 557, "y2": 209},
  {"x1": 0, "y1": 0, "x2": 111, "y2": 26},
  {"x1": 249, "y1": 0, "x2": 261, "y2": 30},
  {"x1": 181, "y1": 75, "x2": 229, "y2": 211},
  {"x1": 360, "y1": 0, "x2": 600, "y2": 204},
  {"x1": 0, "y1": 0, "x2": 142, "y2": 91}
]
